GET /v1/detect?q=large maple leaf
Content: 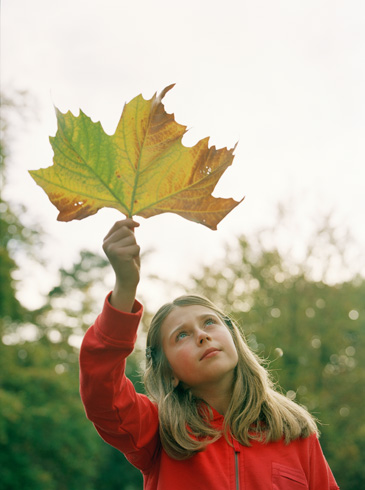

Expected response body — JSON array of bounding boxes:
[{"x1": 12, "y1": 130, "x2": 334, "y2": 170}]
[{"x1": 29, "y1": 85, "x2": 243, "y2": 229}]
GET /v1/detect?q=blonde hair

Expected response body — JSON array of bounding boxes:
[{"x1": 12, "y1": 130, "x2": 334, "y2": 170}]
[{"x1": 144, "y1": 295, "x2": 318, "y2": 460}]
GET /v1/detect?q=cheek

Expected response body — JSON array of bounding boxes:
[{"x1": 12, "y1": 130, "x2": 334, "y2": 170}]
[
  {"x1": 168, "y1": 347, "x2": 194, "y2": 374},
  {"x1": 223, "y1": 334, "x2": 239, "y2": 362}
]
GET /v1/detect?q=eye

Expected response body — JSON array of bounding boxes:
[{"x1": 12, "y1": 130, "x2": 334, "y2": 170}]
[
  {"x1": 176, "y1": 331, "x2": 188, "y2": 341},
  {"x1": 204, "y1": 317, "x2": 216, "y2": 327}
]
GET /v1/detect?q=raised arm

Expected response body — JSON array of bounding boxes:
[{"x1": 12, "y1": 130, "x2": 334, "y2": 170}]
[
  {"x1": 102, "y1": 218, "x2": 140, "y2": 312},
  {"x1": 80, "y1": 218, "x2": 160, "y2": 472}
]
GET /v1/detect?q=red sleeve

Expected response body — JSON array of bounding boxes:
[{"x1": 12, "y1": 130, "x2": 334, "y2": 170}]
[
  {"x1": 309, "y1": 435, "x2": 339, "y2": 489},
  {"x1": 79, "y1": 293, "x2": 160, "y2": 472}
]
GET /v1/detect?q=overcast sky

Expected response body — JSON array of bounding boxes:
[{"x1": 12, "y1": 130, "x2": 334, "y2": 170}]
[{"x1": 1, "y1": 0, "x2": 364, "y2": 310}]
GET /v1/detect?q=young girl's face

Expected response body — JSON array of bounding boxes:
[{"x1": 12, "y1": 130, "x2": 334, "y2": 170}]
[{"x1": 160, "y1": 305, "x2": 238, "y2": 396}]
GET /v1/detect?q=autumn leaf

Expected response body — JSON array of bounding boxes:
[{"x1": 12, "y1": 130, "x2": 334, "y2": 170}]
[{"x1": 29, "y1": 85, "x2": 244, "y2": 229}]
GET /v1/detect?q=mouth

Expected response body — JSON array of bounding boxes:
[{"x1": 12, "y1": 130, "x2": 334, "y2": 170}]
[{"x1": 200, "y1": 348, "x2": 220, "y2": 361}]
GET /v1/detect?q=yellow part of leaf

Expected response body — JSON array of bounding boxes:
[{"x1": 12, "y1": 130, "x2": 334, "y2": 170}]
[{"x1": 29, "y1": 85, "x2": 244, "y2": 229}]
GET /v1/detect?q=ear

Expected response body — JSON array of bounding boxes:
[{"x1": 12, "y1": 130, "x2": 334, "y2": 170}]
[{"x1": 171, "y1": 375, "x2": 179, "y2": 388}]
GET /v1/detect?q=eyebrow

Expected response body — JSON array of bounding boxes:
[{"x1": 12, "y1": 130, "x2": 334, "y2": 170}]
[{"x1": 168, "y1": 312, "x2": 221, "y2": 340}]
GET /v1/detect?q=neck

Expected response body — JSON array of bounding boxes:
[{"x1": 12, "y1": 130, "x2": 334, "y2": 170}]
[
  {"x1": 202, "y1": 392, "x2": 231, "y2": 415},
  {"x1": 192, "y1": 378, "x2": 233, "y2": 415}
]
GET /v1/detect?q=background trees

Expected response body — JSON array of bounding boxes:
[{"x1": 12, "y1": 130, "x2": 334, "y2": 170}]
[
  {"x1": 0, "y1": 225, "x2": 144, "y2": 489},
  {"x1": 1, "y1": 96, "x2": 364, "y2": 489},
  {"x1": 0, "y1": 95, "x2": 143, "y2": 489},
  {"x1": 191, "y1": 220, "x2": 364, "y2": 489}
]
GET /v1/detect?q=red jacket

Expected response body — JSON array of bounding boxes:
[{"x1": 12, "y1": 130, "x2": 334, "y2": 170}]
[{"x1": 79, "y1": 294, "x2": 339, "y2": 490}]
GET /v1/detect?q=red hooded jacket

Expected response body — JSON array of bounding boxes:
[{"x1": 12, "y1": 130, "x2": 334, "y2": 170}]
[{"x1": 79, "y1": 294, "x2": 339, "y2": 490}]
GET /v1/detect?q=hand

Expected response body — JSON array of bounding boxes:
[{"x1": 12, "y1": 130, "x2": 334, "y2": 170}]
[{"x1": 102, "y1": 218, "x2": 140, "y2": 312}]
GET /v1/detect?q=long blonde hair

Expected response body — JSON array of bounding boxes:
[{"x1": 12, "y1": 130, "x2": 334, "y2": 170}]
[{"x1": 144, "y1": 295, "x2": 318, "y2": 459}]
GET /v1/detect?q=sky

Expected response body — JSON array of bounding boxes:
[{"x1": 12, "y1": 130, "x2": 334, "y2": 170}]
[{"x1": 1, "y1": 0, "x2": 365, "y2": 311}]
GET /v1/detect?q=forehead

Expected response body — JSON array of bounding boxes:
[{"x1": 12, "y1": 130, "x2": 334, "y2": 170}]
[{"x1": 161, "y1": 304, "x2": 219, "y2": 334}]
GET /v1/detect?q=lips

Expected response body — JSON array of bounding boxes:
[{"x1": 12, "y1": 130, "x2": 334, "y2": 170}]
[{"x1": 200, "y1": 348, "x2": 220, "y2": 361}]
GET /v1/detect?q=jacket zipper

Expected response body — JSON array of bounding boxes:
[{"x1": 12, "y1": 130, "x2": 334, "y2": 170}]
[
  {"x1": 232, "y1": 438, "x2": 240, "y2": 490},
  {"x1": 234, "y1": 450, "x2": 240, "y2": 490}
]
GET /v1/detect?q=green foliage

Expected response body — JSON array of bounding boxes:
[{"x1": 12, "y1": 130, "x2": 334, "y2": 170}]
[
  {"x1": 2, "y1": 92, "x2": 364, "y2": 489},
  {"x1": 0, "y1": 202, "x2": 24, "y2": 321},
  {"x1": 0, "y1": 342, "x2": 96, "y2": 490},
  {"x1": 0, "y1": 95, "x2": 143, "y2": 490},
  {"x1": 0, "y1": 243, "x2": 144, "y2": 489},
  {"x1": 0, "y1": 337, "x2": 143, "y2": 490},
  {"x1": 191, "y1": 226, "x2": 365, "y2": 490},
  {"x1": 2, "y1": 190, "x2": 364, "y2": 490}
]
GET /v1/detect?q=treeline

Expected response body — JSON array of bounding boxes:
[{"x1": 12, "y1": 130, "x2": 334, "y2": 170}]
[{"x1": 1, "y1": 99, "x2": 364, "y2": 489}]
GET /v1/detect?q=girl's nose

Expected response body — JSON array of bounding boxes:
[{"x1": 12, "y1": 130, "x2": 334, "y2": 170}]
[{"x1": 197, "y1": 329, "x2": 211, "y2": 345}]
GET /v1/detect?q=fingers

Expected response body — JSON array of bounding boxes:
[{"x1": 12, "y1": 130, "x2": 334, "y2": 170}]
[
  {"x1": 114, "y1": 244, "x2": 141, "y2": 261},
  {"x1": 104, "y1": 218, "x2": 139, "y2": 241},
  {"x1": 104, "y1": 226, "x2": 136, "y2": 249},
  {"x1": 103, "y1": 218, "x2": 141, "y2": 261}
]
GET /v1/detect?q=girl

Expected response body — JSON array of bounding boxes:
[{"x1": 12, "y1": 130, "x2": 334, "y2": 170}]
[{"x1": 80, "y1": 219, "x2": 339, "y2": 489}]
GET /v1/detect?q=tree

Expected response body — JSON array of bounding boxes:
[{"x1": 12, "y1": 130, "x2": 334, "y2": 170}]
[
  {"x1": 0, "y1": 250, "x2": 144, "y2": 490},
  {"x1": 2, "y1": 92, "x2": 363, "y2": 489},
  {"x1": 190, "y1": 218, "x2": 365, "y2": 490},
  {"x1": 0, "y1": 93, "x2": 143, "y2": 489}
]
